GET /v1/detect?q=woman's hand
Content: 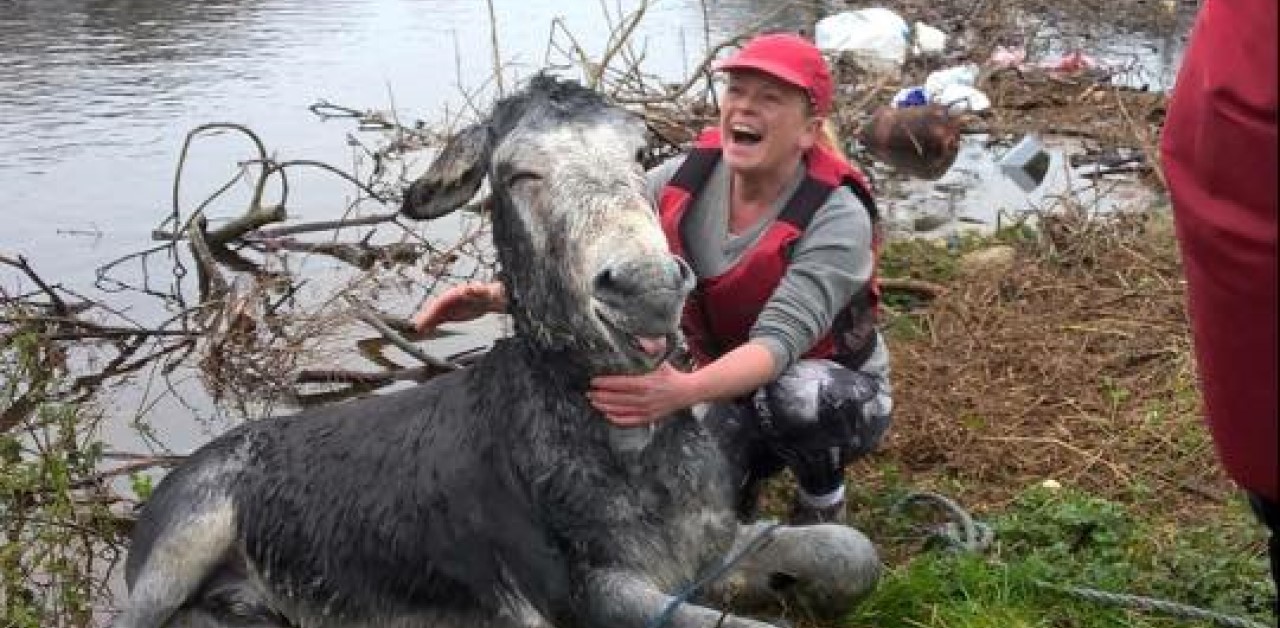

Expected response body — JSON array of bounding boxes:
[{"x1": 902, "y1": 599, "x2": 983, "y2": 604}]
[
  {"x1": 411, "y1": 281, "x2": 506, "y2": 333},
  {"x1": 589, "y1": 362, "x2": 700, "y2": 427},
  {"x1": 588, "y1": 342, "x2": 779, "y2": 426}
]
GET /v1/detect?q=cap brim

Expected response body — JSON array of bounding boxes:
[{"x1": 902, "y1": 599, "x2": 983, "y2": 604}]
[{"x1": 713, "y1": 57, "x2": 811, "y2": 94}]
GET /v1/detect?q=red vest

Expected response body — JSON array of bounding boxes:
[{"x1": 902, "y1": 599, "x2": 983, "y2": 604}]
[
  {"x1": 658, "y1": 128, "x2": 881, "y2": 368},
  {"x1": 1161, "y1": 0, "x2": 1278, "y2": 501}
]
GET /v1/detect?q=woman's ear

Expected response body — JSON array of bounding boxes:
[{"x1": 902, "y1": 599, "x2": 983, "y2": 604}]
[{"x1": 799, "y1": 115, "x2": 823, "y2": 151}]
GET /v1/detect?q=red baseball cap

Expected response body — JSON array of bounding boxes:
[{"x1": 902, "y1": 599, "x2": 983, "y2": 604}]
[{"x1": 714, "y1": 33, "x2": 834, "y2": 116}]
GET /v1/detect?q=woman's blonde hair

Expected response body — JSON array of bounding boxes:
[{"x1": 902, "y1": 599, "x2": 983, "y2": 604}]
[{"x1": 817, "y1": 117, "x2": 849, "y2": 163}]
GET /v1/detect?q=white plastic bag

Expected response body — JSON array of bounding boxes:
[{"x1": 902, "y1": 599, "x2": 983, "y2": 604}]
[
  {"x1": 923, "y1": 63, "x2": 989, "y2": 113},
  {"x1": 815, "y1": 8, "x2": 910, "y2": 73},
  {"x1": 912, "y1": 22, "x2": 947, "y2": 55},
  {"x1": 924, "y1": 64, "x2": 980, "y2": 98},
  {"x1": 936, "y1": 84, "x2": 991, "y2": 113}
]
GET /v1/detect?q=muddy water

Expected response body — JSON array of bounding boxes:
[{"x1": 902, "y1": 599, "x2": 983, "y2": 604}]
[{"x1": 0, "y1": 0, "x2": 1189, "y2": 454}]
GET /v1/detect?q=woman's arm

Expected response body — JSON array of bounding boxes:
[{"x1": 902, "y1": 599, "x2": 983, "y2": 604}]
[
  {"x1": 589, "y1": 341, "x2": 777, "y2": 426},
  {"x1": 750, "y1": 187, "x2": 872, "y2": 374}
]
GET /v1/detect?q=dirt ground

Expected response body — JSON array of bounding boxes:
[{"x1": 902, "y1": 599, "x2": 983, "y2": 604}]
[{"x1": 866, "y1": 211, "x2": 1231, "y2": 519}]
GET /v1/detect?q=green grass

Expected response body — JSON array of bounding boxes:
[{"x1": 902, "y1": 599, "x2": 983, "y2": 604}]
[{"x1": 838, "y1": 485, "x2": 1273, "y2": 627}]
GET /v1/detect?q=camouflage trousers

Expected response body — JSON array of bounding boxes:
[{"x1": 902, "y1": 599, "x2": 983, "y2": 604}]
[{"x1": 703, "y1": 358, "x2": 893, "y2": 519}]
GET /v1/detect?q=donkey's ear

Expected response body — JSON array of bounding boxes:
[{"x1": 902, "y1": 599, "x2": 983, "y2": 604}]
[{"x1": 400, "y1": 122, "x2": 493, "y2": 220}]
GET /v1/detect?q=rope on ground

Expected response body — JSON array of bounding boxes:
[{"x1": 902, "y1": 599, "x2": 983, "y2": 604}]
[
  {"x1": 893, "y1": 490, "x2": 994, "y2": 553},
  {"x1": 1031, "y1": 580, "x2": 1271, "y2": 628},
  {"x1": 893, "y1": 491, "x2": 1270, "y2": 628},
  {"x1": 647, "y1": 522, "x2": 782, "y2": 628}
]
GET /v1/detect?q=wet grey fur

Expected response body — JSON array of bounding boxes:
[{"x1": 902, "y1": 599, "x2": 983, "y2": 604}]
[{"x1": 114, "y1": 75, "x2": 880, "y2": 628}]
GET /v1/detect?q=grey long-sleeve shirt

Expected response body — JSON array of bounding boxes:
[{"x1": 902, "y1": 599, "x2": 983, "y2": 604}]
[{"x1": 646, "y1": 155, "x2": 889, "y2": 379}]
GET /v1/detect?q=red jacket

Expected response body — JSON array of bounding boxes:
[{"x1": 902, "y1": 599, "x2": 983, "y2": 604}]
[
  {"x1": 1161, "y1": 0, "x2": 1278, "y2": 501},
  {"x1": 658, "y1": 128, "x2": 881, "y2": 368}
]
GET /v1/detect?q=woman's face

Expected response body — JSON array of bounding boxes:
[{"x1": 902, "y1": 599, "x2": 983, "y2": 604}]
[{"x1": 719, "y1": 70, "x2": 820, "y2": 179}]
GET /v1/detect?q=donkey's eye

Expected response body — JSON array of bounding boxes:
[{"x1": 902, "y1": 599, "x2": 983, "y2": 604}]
[{"x1": 506, "y1": 171, "x2": 544, "y2": 188}]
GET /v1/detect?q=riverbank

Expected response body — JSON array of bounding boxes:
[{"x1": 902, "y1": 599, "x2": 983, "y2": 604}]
[{"x1": 4, "y1": 1, "x2": 1271, "y2": 626}]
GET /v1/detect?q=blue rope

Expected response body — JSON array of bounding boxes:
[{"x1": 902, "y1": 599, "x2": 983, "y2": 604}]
[{"x1": 646, "y1": 522, "x2": 782, "y2": 628}]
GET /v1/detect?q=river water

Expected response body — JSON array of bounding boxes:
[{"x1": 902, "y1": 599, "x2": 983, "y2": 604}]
[
  {"x1": 0, "y1": 0, "x2": 1190, "y2": 454},
  {"x1": 1, "y1": 0, "x2": 820, "y2": 283}
]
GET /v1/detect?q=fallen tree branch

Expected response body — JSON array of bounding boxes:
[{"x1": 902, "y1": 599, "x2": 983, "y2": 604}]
[
  {"x1": 187, "y1": 215, "x2": 230, "y2": 304},
  {"x1": 205, "y1": 204, "x2": 289, "y2": 246},
  {"x1": 344, "y1": 296, "x2": 460, "y2": 371},
  {"x1": 295, "y1": 365, "x2": 437, "y2": 386},
  {"x1": 251, "y1": 240, "x2": 424, "y2": 270},
  {"x1": 251, "y1": 212, "x2": 399, "y2": 238},
  {"x1": 1, "y1": 254, "x2": 70, "y2": 317}
]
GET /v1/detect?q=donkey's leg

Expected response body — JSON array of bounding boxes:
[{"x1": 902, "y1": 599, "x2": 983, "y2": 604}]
[
  {"x1": 579, "y1": 569, "x2": 782, "y2": 628},
  {"x1": 700, "y1": 521, "x2": 881, "y2": 619},
  {"x1": 114, "y1": 497, "x2": 239, "y2": 628}
]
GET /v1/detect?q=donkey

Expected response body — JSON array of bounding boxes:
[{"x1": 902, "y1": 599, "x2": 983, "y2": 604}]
[{"x1": 114, "y1": 74, "x2": 880, "y2": 628}]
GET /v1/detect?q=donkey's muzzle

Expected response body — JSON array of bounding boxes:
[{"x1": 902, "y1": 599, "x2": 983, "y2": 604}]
[
  {"x1": 593, "y1": 255, "x2": 693, "y2": 302},
  {"x1": 592, "y1": 255, "x2": 694, "y2": 331}
]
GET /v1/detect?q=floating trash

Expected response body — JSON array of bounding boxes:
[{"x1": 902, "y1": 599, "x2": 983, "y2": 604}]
[{"x1": 998, "y1": 134, "x2": 1052, "y2": 192}]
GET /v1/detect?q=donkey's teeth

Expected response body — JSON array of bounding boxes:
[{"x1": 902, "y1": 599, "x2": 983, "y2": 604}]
[{"x1": 635, "y1": 336, "x2": 668, "y2": 357}]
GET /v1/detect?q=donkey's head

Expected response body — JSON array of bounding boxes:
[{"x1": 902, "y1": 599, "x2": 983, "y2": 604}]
[{"x1": 402, "y1": 75, "x2": 693, "y2": 376}]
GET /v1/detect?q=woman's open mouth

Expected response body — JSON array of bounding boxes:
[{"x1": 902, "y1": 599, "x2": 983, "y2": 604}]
[{"x1": 728, "y1": 122, "x2": 764, "y2": 146}]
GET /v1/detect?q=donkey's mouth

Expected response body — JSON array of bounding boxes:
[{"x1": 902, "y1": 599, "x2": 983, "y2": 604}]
[{"x1": 594, "y1": 306, "x2": 679, "y2": 367}]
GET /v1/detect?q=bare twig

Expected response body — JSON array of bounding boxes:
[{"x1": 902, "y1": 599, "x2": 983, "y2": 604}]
[
  {"x1": 254, "y1": 240, "x2": 424, "y2": 270},
  {"x1": 486, "y1": 0, "x2": 505, "y2": 96},
  {"x1": 295, "y1": 366, "x2": 436, "y2": 386},
  {"x1": 1, "y1": 254, "x2": 70, "y2": 317},
  {"x1": 589, "y1": 0, "x2": 650, "y2": 89},
  {"x1": 1113, "y1": 85, "x2": 1167, "y2": 190},
  {"x1": 251, "y1": 212, "x2": 399, "y2": 238},
  {"x1": 344, "y1": 295, "x2": 460, "y2": 371}
]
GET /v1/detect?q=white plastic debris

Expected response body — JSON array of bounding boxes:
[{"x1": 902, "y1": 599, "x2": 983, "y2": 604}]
[
  {"x1": 815, "y1": 8, "x2": 911, "y2": 73},
  {"x1": 937, "y1": 84, "x2": 991, "y2": 113},
  {"x1": 920, "y1": 63, "x2": 989, "y2": 113},
  {"x1": 999, "y1": 134, "x2": 1052, "y2": 192},
  {"x1": 912, "y1": 21, "x2": 947, "y2": 55},
  {"x1": 924, "y1": 63, "x2": 980, "y2": 98}
]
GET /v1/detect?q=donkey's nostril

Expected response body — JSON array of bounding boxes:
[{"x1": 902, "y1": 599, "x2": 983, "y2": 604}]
[
  {"x1": 593, "y1": 266, "x2": 622, "y2": 297},
  {"x1": 595, "y1": 257, "x2": 694, "y2": 303}
]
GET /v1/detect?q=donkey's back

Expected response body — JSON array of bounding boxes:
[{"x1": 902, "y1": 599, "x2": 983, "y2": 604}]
[{"x1": 121, "y1": 370, "x2": 563, "y2": 627}]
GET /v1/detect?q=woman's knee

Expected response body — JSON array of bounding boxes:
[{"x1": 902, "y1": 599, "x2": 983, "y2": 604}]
[{"x1": 752, "y1": 359, "x2": 892, "y2": 456}]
